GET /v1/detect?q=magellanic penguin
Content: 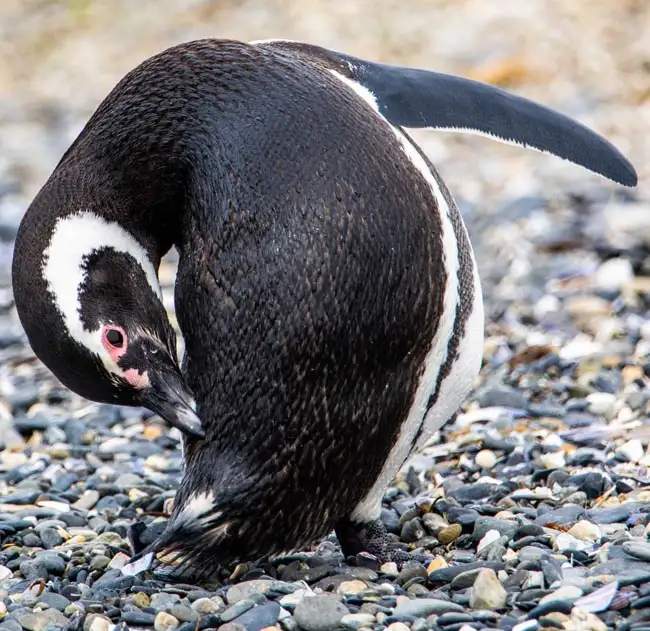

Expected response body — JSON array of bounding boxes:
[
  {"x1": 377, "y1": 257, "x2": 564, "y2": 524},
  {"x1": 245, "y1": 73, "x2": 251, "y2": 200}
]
[{"x1": 12, "y1": 39, "x2": 637, "y2": 578}]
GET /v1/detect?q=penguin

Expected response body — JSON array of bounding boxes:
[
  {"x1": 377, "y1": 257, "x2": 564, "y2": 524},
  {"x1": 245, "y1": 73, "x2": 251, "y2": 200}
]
[{"x1": 11, "y1": 39, "x2": 637, "y2": 579}]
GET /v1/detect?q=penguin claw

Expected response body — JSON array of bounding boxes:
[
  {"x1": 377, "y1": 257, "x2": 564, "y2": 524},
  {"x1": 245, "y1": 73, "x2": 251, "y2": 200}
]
[{"x1": 335, "y1": 517, "x2": 432, "y2": 568}]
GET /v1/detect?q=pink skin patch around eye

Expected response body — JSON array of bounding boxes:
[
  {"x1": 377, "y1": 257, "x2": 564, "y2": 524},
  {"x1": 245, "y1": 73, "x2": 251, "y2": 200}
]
[{"x1": 100, "y1": 325, "x2": 150, "y2": 390}]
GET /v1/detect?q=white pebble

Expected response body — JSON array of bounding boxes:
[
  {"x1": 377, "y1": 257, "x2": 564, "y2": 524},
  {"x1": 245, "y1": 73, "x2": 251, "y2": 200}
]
[
  {"x1": 539, "y1": 584, "x2": 583, "y2": 604},
  {"x1": 539, "y1": 451, "x2": 566, "y2": 469},
  {"x1": 555, "y1": 532, "x2": 595, "y2": 552},
  {"x1": 154, "y1": 612, "x2": 180, "y2": 631},
  {"x1": 568, "y1": 520, "x2": 602, "y2": 543},
  {"x1": 0, "y1": 565, "x2": 12, "y2": 582},
  {"x1": 475, "y1": 449, "x2": 497, "y2": 470},
  {"x1": 477, "y1": 529, "x2": 502, "y2": 554},
  {"x1": 533, "y1": 294, "x2": 560, "y2": 320},
  {"x1": 587, "y1": 392, "x2": 617, "y2": 417},
  {"x1": 340, "y1": 613, "x2": 375, "y2": 629},
  {"x1": 87, "y1": 615, "x2": 115, "y2": 631},
  {"x1": 618, "y1": 439, "x2": 645, "y2": 463},
  {"x1": 596, "y1": 257, "x2": 634, "y2": 292}
]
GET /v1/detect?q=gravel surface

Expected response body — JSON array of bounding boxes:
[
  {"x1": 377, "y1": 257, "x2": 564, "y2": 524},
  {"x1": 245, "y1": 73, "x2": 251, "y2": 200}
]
[{"x1": 1, "y1": 2, "x2": 650, "y2": 631}]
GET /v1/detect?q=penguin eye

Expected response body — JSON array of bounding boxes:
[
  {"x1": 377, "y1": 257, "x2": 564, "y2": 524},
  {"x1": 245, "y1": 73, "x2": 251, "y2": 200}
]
[{"x1": 104, "y1": 328, "x2": 124, "y2": 349}]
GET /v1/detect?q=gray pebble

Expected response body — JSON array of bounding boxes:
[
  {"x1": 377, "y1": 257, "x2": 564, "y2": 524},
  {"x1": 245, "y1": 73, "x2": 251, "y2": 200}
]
[
  {"x1": 226, "y1": 579, "x2": 273, "y2": 604},
  {"x1": 473, "y1": 516, "x2": 519, "y2": 540},
  {"x1": 293, "y1": 594, "x2": 349, "y2": 631},
  {"x1": 36, "y1": 591, "x2": 71, "y2": 611},
  {"x1": 34, "y1": 552, "x2": 66, "y2": 575},
  {"x1": 622, "y1": 541, "x2": 650, "y2": 562},
  {"x1": 477, "y1": 386, "x2": 528, "y2": 410},
  {"x1": 535, "y1": 505, "x2": 586, "y2": 526},
  {"x1": 18, "y1": 560, "x2": 48, "y2": 581},
  {"x1": 121, "y1": 610, "x2": 156, "y2": 626},
  {"x1": 15, "y1": 609, "x2": 69, "y2": 631},
  {"x1": 230, "y1": 602, "x2": 281, "y2": 631},
  {"x1": 393, "y1": 598, "x2": 464, "y2": 616},
  {"x1": 221, "y1": 599, "x2": 256, "y2": 623}
]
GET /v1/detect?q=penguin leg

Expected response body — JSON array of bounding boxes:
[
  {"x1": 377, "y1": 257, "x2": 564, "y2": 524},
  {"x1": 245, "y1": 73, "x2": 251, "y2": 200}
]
[{"x1": 335, "y1": 517, "x2": 431, "y2": 566}]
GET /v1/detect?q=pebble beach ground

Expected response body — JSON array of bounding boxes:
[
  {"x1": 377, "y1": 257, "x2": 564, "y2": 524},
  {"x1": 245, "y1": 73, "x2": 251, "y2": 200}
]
[{"x1": 1, "y1": 1, "x2": 650, "y2": 631}]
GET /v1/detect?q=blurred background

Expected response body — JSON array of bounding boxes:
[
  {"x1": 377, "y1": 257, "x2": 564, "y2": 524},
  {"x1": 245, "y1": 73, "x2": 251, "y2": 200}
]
[{"x1": 0, "y1": 0, "x2": 648, "y2": 345}]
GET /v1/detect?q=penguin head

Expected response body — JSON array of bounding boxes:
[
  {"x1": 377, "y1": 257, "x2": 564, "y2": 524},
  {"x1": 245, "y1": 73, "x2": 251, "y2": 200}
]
[{"x1": 12, "y1": 210, "x2": 204, "y2": 439}]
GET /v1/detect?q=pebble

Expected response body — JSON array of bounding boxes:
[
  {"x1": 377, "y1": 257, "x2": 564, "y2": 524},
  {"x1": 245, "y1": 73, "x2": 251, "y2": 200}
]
[
  {"x1": 617, "y1": 439, "x2": 645, "y2": 463},
  {"x1": 475, "y1": 449, "x2": 498, "y2": 470},
  {"x1": 293, "y1": 595, "x2": 349, "y2": 631},
  {"x1": 438, "y1": 523, "x2": 463, "y2": 544},
  {"x1": 392, "y1": 598, "x2": 463, "y2": 617},
  {"x1": 84, "y1": 614, "x2": 114, "y2": 631},
  {"x1": 567, "y1": 520, "x2": 602, "y2": 542},
  {"x1": 154, "y1": 612, "x2": 180, "y2": 631},
  {"x1": 16, "y1": 609, "x2": 69, "y2": 631},
  {"x1": 469, "y1": 569, "x2": 507, "y2": 610},
  {"x1": 231, "y1": 602, "x2": 281, "y2": 631},
  {"x1": 227, "y1": 580, "x2": 273, "y2": 604}
]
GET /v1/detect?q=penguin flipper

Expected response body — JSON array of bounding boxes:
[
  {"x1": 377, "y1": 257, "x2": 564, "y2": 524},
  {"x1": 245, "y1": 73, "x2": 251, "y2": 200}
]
[{"x1": 253, "y1": 40, "x2": 638, "y2": 188}]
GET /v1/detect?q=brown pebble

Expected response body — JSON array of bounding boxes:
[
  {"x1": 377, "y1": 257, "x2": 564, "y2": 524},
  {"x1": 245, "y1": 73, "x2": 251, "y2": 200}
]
[{"x1": 438, "y1": 523, "x2": 462, "y2": 545}]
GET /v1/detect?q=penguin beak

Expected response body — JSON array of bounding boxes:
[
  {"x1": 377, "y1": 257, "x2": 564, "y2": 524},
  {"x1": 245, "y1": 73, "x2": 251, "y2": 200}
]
[{"x1": 141, "y1": 369, "x2": 205, "y2": 439}]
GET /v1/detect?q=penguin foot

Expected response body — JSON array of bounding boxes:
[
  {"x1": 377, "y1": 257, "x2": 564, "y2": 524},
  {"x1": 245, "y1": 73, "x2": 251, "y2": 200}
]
[{"x1": 335, "y1": 517, "x2": 431, "y2": 567}]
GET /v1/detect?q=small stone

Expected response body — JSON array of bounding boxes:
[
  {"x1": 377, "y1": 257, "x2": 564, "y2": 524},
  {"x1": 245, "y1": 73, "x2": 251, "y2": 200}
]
[
  {"x1": 477, "y1": 386, "x2": 527, "y2": 409},
  {"x1": 596, "y1": 257, "x2": 634, "y2": 292},
  {"x1": 426, "y1": 556, "x2": 448, "y2": 574},
  {"x1": 293, "y1": 594, "x2": 349, "y2": 631},
  {"x1": 392, "y1": 598, "x2": 463, "y2": 617},
  {"x1": 469, "y1": 568, "x2": 506, "y2": 610},
  {"x1": 150, "y1": 593, "x2": 182, "y2": 610},
  {"x1": 336, "y1": 580, "x2": 367, "y2": 596},
  {"x1": 233, "y1": 602, "x2": 281, "y2": 631},
  {"x1": 84, "y1": 614, "x2": 113, "y2": 631},
  {"x1": 0, "y1": 566, "x2": 12, "y2": 581},
  {"x1": 191, "y1": 598, "x2": 221, "y2": 614},
  {"x1": 90, "y1": 555, "x2": 110, "y2": 571},
  {"x1": 121, "y1": 611, "x2": 156, "y2": 626},
  {"x1": 340, "y1": 613, "x2": 375, "y2": 629},
  {"x1": 564, "y1": 607, "x2": 607, "y2": 631},
  {"x1": 386, "y1": 624, "x2": 410, "y2": 631},
  {"x1": 19, "y1": 560, "x2": 48, "y2": 581},
  {"x1": 154, "y1": 612, "x2": 180, "y2": 631},
  {"x1": 107, "y1": 552, "x2": 130, "y2": 570},
  {"x1": 475, "y1": 449, "x2": 497, "y2": 470},
  {"x1": 617, "y1": 439, "x2": 645, "y2": 463},
  {"x1": 438, "y1": 523, "x2": 462, "y2": 544},
  {"x1": 473, "y1": 516, "x2": 518, "y2": 540},
  {"x1": 379, "y1": 562, "x2": 399, "y2": 577},
  {"x1": 16, "y1": 609, "x2": 69, "y2": 631},
  {"x1": 422, "y1": 513, "x2": 448, "y2": 536},
  {"x1": 73, "y1": 490, "x2": 100, "y2": 510},
  {"x1": 622, "y1": 540, "x2": 650, "y2": 562},
  {"x1": 36, "y1": 592, "x2": 70, "y2": 611},
  {"x1": 539, "y1": 585, "x2": 583, "y2": 605},
  {"x1": 539, "y1": 451, "x2": 566, "y2": 469},
  {"x1": 132, "y1": 593, "x2": 150, "y2": 609},
  {"x1": 477, "y1": 529, "x2": 502, "y2": 554},
  {"x1": 226, "y1": 580, "x2": 273, "y2": 604},
  {"x1": 586, "y1": 392, "x2": 617, "y2": 417},
  {"x1": 567, "y1": 521, "x2": 601, "y2": 542}
]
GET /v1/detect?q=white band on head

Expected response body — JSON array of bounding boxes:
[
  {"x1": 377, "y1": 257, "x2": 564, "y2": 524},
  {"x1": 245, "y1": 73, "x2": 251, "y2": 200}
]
[{"x1": 41, "y1": 211, "x2": 162, "y2": 371}]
